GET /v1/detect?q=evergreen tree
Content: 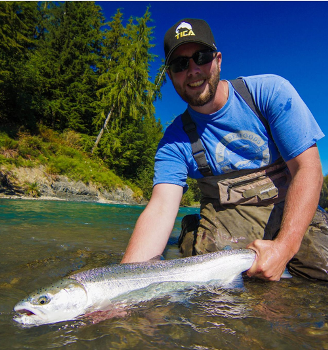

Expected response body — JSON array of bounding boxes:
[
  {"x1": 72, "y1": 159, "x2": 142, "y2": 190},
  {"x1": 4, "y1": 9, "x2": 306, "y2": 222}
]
[
  {"x1": 0, "y1": 1, "x2": 39, "y2": 127},
  {"x1": 27, "y1": 1, "x2": 104, "y2": 131},
  {"x1": 91, "y1": 9, "x2": 125, "y2": 153},
  {"x1": 93, "y1": 8, "x2": 164, "y2": 178},
  {"x1": 0, "y1": 2, "x2": 167, "y2": 196}
]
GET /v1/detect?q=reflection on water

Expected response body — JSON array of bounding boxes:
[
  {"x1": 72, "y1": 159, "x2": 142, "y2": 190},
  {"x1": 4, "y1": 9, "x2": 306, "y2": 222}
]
[{"x1": 0, "y1": 199, "x2": 328, "y2": 349}]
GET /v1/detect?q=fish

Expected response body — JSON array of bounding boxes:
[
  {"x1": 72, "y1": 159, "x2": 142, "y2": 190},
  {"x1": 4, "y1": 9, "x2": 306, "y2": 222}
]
[{"x1": 13, "y1": 249, "x2": 256, "y2": 326}]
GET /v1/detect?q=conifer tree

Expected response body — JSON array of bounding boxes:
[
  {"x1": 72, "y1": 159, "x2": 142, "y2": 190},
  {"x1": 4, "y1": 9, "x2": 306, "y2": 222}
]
[
  {"x1": 92, "y1": 8, "x2": 165, "y2": 178},
  {"x1": 0, "y1": 1, "x2": 39, "y2": 127},
  {"x1": 0, "y1": 2, "x2": 167, "y2": 193},
  {"x1": 91, "y1": 9, "x2": 125, "y2": 153},
  {"x1": 27, "y1": 1, "x2": 104, "y2": 131}
]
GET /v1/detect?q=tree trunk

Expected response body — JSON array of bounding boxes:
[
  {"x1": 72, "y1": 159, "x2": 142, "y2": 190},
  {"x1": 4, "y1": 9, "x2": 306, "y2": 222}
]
[{"x1": 91, "y1": 105, "x2": 114, "y2": 154}]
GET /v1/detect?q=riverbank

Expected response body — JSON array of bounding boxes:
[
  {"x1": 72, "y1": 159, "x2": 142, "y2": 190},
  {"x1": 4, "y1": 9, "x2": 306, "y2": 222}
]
[
  {"x1": 0, "y1": 128, "x2": 202, "y2": 207},
  {"x1": 0, "y1": 128, "x2": 149, "y2": 205},
  {"x1": 0, "y1": 166, "x2": 146, "y2": 205}
]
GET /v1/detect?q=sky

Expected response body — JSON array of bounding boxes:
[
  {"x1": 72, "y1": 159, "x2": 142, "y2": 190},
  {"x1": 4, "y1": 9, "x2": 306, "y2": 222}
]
[{"x1": 96, "y1": 1, "x2": 328, "y2": 175}]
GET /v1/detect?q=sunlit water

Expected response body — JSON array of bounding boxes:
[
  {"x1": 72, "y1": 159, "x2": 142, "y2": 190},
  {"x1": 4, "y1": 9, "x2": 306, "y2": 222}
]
[{"x1": 1, "y1": 199, "x2": 327, "y2": 350}]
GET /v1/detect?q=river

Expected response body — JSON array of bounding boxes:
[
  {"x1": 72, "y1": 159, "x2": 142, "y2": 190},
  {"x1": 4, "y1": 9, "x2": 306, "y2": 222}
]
[{"x1": 0, "y1": 199, "x2": 327, "y2": 349}]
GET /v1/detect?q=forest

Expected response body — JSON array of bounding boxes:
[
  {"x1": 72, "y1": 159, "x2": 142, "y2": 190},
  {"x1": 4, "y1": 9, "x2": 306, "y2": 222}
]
[
  {"x1": 0, "y1": 1, "x2": 174, "y2": 201},
  {"x1": 0, "y1": 1, "x2": 327, "y2": 208}
]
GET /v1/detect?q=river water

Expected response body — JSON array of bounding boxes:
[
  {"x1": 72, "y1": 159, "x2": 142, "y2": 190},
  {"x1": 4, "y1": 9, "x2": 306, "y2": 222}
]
[{"x1": 0, "y1": 199, "x2": 327, "y2": 349}]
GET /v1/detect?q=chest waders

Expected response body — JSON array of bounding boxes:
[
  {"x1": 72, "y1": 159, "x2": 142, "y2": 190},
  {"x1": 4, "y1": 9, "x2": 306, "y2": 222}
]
[{"x1": 178, "y1": 78, "x2": 328, "y2": 281}]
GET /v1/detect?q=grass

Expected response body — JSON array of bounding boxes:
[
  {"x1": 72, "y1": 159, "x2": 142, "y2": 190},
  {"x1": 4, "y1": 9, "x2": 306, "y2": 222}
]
[{"x1": 0, "y1": 126, "x2": 141, "y2": 198}]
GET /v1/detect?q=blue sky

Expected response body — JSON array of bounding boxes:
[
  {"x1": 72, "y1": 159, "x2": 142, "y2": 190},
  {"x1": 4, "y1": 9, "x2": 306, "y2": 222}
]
[{"x1": 97, "y1": 1, "x2": 328, "y2": 175}]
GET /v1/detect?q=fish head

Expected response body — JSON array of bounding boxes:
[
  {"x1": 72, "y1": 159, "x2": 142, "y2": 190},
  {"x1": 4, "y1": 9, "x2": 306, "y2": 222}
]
[{"x1": 13, "y1": 278, "x2": 88, "y2": 326}]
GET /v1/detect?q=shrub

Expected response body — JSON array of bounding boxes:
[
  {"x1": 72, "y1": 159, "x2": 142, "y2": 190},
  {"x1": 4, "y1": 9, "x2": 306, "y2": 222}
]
[{"x1": 24, "y1": 182, "x2": 41, "y2": 197}]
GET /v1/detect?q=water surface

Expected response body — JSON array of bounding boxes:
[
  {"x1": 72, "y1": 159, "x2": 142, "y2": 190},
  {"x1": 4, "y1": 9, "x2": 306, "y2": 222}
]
[{"x1": 1, "y1": 199, "x2": 327, "y2": 349}]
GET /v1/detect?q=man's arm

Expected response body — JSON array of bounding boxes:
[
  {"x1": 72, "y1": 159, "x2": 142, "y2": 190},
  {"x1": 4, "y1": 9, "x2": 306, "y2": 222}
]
[
  {"x1": 247, "y1": 144, "x2": 323, "y2": 281},
  {"x1": 121, "y1": 183, "x2": 183, "y2": 263}
]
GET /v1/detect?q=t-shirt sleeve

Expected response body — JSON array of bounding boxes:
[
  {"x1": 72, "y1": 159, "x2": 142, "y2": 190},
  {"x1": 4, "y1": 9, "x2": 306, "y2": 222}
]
[
  {"x1": 247, "y1": 75, "x2": 324, "y2": 161},
  {"x1": 153, "y1": 121, "x2": 190, "y2": 192}
]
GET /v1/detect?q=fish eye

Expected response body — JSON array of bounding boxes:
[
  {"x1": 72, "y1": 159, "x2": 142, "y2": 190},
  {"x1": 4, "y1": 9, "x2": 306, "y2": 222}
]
[{"x1": 38, "y1": 295, "x2": 50, "y2": 305}]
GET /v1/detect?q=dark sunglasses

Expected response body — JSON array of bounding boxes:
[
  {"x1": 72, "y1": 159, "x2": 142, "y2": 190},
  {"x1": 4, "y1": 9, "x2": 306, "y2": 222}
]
[{"x1": 168, "y1": 50, "x2": 217, "y2": 73}]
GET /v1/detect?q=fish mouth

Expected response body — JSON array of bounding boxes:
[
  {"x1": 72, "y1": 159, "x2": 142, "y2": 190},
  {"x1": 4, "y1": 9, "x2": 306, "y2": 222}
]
[
  {"x1": 15, "y1": 308, "x2": 36, "y2": 317},
  {"x1": 13, "y1": 305, "x2": 46, "y2": 325}
]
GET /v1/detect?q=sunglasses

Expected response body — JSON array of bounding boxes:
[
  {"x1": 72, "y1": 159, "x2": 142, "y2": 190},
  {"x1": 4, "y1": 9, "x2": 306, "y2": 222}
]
[{"x1": 168, "y1": 50, "x2": 217, "y2": 73}]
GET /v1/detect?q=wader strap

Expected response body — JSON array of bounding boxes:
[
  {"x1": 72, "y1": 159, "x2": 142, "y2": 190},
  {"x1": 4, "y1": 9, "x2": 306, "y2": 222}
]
[
  {"x1": 230, "y1": 78, "x2": 273, "y2": 140},
  {"x1": 181, "y1": 110, "x2": 213, "y2": 176},
  {"x1": 182, "y1": 78, "x2": 273, "y2": 177}
]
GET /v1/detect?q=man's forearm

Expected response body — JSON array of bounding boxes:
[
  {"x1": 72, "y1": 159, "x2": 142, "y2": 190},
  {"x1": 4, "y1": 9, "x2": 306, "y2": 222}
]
[
  {"x1": 121, "y1": 184, "x2": 183, "y2": 263},
  {"x1": 275, "y1": 164, "x2": 323, "y2": 258},
  {"x1": 247, "y1": 145, "x2": 323, "y2": 280},
  {"x1": 121, "y1": 205, "x2": 176, "y2": 263}
]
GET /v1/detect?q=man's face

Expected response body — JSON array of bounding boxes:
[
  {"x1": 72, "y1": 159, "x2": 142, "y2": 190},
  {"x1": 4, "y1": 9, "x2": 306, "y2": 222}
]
[{"x1": 167, "y1": 43, "x2": 222, "y2": 108}]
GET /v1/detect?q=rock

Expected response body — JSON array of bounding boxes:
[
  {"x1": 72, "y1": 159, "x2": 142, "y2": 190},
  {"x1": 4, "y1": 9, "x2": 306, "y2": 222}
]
[
  {"x1": 50, "y1": 179, "x2": 99, "y2": 201},
  {"x1": 0, "y1": 166, "x2": 144, "y2": 204},
  {"x1": 100, "y1": 187, "x2": 134, "y2": 202},
  {"x1": 0, "y1": 170, "x2": 24, "y2": 195}
]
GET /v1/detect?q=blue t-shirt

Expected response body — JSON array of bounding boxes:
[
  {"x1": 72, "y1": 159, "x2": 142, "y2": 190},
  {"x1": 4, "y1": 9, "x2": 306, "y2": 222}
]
[{"x1": 154, "y1": 74, "x2": 324, "y2": 192}]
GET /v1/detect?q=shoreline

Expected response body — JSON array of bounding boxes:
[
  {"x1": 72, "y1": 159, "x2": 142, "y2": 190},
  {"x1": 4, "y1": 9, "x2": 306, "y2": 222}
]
[
  {"x1": 0, "y1": 166, "x2": 199, "y2": 208},
  {"x1": 0, "y1": 166, "x2": 147, "y2": 206},
  {"x1": 0, "y1": 194, "x2": 199, "y2": 208},
  {"x1": 0, "y1": 193, "x2": 139, "y2": 205}
]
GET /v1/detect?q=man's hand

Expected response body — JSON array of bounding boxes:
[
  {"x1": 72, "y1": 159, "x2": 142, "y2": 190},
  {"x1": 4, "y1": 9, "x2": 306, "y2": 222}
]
[
  {"x1": 246, "y1": 240, "x2": 292, "y2": 281},
  {"x1": 247, "y1": 145, "x2": 323, "y2": 281}
]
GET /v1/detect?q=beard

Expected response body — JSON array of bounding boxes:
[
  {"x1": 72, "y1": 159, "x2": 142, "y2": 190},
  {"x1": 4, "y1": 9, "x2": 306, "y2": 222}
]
[{"x1": 173, "y1": 63, "x2": 221, "y2": 107}]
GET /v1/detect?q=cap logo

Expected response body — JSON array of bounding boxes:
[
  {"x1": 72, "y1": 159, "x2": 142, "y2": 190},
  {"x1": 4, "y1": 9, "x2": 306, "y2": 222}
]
[{"x1": 175, "y1": 21, "x2": 195, "y2": 40}]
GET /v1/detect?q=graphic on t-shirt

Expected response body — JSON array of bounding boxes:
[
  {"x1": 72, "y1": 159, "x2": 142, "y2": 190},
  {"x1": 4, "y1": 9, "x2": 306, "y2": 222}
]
[{"x1": 216, "y1": 130, "x2": 270, "y2": 172}]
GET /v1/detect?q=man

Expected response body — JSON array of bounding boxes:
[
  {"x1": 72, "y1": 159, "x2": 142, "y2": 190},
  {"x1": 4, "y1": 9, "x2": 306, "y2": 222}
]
[{"x1": 122, "y1": 18, "x2": 328, "y2": 281}]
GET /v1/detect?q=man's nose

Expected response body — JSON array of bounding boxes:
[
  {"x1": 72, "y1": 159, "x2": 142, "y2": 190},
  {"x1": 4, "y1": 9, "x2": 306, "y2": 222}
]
[{"x1": 187, "y1": 57, "x2": 201, "y2": 75}]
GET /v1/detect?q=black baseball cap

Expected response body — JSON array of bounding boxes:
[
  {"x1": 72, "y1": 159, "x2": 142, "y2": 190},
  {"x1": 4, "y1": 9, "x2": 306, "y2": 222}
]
[{"x1": 164, "y1": 18, "x2": 217, "y2": 65}]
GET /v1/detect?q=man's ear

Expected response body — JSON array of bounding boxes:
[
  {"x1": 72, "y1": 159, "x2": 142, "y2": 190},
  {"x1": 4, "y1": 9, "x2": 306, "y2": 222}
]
[{"x1": 216, "y1": 52, "x2": 222, "y2": 71}]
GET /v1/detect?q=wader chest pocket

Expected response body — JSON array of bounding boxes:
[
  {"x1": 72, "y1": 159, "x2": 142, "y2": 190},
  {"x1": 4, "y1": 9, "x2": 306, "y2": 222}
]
[
  {"x1": 198, "y1": 161, "x2": 291, "y2": 206},
  {"x1": 242, "y1": 183, "x2": 278, "y2": 200},
  {"x1": 219, "y1": 165, "x2": 290, "y2": 205}
]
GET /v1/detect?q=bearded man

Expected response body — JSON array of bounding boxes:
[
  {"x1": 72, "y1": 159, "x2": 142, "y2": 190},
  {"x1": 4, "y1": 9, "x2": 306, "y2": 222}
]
[{"x1": 121, "y1": 18, "x2": 328, "y2": 281}]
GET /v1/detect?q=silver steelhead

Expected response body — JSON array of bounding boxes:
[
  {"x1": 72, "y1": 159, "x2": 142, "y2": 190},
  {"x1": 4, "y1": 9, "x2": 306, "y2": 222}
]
[{"x1": 13, "y1": 248, "x2": 256, "y2": 326}]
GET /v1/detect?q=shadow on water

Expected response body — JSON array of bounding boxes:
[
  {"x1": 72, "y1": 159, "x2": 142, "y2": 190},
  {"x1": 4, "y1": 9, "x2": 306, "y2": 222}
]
[{"x1": 0, "y1": 199, "x2": 328, "y2": 349}]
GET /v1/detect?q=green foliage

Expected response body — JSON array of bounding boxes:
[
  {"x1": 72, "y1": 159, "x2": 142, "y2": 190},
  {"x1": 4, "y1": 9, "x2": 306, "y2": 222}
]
[
  {"x1": 0, "y1": 128, "x2": 127, "y2": 192},
  {"x1": 24, "y1": 182, "x2": 41, "y2": 197},
  {"x1": 135, "y1": 164, "x2": 155, "y2": 200},
  {"x1": 181, "y1": 178, "x2": 202, "y2": 207},
  {"x1": 0, "y1": 1, "x2": 40, "y2": 127},
  {"x1": 0, "y1": 2, "x2": 167, "y2": 199},
  {"x1": 0, "y1": 1, "x2": 37, "y2": 55},
  {"x1": 0, "y1": 133, "x2": 18, "y2": 150},
  {"x1": 92, "y1": 8, "x2": 164, "y2": 179},
  {"x1": 25, "y1": 1, "x2": 104, "y2": 132},
  {"x1": 319, "y1": 175, "x2": 328, "y2": 211}
]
